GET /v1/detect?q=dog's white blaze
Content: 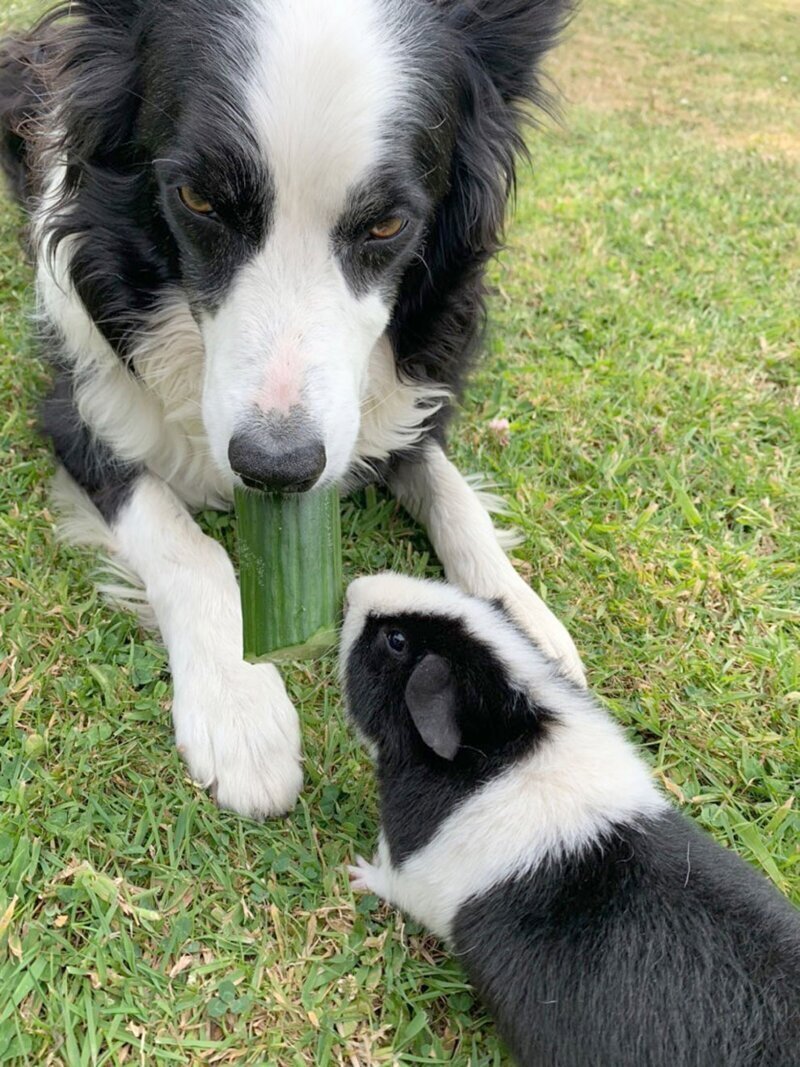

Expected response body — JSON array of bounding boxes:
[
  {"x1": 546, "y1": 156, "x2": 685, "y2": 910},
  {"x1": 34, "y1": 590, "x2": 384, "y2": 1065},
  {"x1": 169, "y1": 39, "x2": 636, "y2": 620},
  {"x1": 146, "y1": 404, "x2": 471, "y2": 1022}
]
[
  {"x1": 257, "y1": 346, "x2": 305, "y2": 415},
  {"x1": 248, "y1": 0, "x2": 403, "y2": 220},
  {"x1": 200, "y1": 0, "x2": 417, "y2": 484},
  {"x1": 199, "y1": 228, "x2": 390, "y2": 484},
  {"x1": 343, "y1": 573, "x2": 665, "y2": 939}
]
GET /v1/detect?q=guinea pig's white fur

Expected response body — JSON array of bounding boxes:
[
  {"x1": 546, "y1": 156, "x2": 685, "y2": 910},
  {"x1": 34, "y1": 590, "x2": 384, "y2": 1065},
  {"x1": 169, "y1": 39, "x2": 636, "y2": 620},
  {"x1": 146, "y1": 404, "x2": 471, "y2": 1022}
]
[{"x1": 341, "y1": 572, "x2": 664, "y2": 938}]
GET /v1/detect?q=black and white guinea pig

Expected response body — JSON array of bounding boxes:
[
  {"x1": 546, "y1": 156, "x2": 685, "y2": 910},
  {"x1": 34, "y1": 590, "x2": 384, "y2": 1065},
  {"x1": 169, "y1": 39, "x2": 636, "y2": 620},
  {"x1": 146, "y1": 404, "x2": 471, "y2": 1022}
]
[{"x1": 340, "y1": 573, "x2": 800, "y2": 1067}]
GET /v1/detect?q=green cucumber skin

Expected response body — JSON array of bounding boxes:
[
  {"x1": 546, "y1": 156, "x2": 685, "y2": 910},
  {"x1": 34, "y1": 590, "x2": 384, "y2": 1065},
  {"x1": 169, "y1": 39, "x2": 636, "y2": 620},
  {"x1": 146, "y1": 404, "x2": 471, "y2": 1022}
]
[{"x1": 235, "y1": 485, "x2": 343, "y2": 663}]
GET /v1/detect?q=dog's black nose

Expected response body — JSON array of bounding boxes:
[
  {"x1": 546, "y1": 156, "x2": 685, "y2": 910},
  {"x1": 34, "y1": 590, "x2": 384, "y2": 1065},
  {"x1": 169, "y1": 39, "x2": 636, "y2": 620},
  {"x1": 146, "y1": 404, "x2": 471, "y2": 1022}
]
[{"x1": 228, "y1": 415, "x2": 327, "y2": 493}]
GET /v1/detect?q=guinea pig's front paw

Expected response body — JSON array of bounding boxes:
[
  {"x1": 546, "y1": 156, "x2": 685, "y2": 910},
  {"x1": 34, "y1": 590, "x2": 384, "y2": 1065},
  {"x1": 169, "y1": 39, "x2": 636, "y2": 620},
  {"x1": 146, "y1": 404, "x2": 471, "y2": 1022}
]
[{"x1": 347, "y1": 854, "x2": 388, "y2": 899}]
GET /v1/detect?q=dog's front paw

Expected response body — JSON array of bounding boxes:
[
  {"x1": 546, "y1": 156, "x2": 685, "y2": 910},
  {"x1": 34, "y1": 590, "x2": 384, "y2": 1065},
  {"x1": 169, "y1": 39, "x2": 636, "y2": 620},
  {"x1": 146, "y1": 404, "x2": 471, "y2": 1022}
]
[
  {"x1": 504, "y1": 577, "x2": 587, "y2": 689},
  {"x1": 172, "y1": 660, "x2": 302, "y2": 819},
  {"x1": 347, "y1": 854, "x2": 388, "y2": 899}
]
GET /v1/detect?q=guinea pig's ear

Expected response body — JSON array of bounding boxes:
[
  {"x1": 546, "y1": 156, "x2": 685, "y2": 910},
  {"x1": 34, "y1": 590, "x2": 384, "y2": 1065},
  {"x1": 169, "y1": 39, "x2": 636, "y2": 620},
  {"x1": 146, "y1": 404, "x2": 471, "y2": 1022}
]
[{"x1": 404, "y1": 654, "x2": 460, "y2": 761}]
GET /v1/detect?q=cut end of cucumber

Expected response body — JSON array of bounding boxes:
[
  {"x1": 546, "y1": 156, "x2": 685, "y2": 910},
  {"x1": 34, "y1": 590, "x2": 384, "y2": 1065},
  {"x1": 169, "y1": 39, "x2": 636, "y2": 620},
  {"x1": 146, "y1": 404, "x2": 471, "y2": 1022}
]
[{"x1": 235, "y1": 484, "x2": 343, "y2": 663}]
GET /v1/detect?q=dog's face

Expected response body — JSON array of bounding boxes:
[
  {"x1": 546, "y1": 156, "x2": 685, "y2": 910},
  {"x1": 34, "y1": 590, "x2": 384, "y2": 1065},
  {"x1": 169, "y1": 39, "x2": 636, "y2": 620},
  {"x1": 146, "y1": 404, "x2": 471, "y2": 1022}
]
[
  {"x1": 148, "y1": 0, "x2": 454, "y2": 491},
  {"x1": 42, "y1": 0, "x2": 568, "y2": 493}
]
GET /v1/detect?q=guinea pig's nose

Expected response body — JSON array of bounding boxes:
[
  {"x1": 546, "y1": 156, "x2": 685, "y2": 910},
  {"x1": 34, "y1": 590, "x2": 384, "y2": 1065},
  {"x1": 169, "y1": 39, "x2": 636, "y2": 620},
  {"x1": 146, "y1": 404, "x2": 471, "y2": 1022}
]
[{"x1": 229, "y1": 410, "x2": 326, "y2": 494}]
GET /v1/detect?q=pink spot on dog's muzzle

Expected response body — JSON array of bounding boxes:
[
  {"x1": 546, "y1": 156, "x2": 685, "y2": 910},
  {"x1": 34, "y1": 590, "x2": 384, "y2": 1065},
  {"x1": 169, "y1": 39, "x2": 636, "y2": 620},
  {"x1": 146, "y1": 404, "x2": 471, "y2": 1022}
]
[{"x1": 257, "y1": 349, "x2": 305, "y2": 415}]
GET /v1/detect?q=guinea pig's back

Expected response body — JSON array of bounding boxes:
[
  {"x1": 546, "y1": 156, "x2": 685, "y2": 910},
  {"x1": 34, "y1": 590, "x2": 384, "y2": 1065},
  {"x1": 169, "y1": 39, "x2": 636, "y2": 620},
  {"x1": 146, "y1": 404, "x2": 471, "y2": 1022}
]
[{"x1": 451, "y1": 809, "x2": 800, "y2": 1067}]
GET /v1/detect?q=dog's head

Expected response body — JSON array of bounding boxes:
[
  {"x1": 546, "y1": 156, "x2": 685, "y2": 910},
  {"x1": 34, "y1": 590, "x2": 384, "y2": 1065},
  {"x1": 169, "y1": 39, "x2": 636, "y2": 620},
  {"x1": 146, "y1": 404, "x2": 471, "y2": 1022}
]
[{"x1": 41, "y1": 0, "x2": 571, "y2": 491}]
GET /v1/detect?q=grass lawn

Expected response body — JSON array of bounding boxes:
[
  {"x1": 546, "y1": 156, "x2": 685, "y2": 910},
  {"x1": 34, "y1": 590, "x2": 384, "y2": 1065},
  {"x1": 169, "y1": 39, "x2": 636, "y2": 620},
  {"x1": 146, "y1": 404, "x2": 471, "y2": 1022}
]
[{"x1": 1, "y1": 0, "x2": 798, "y2": 1062}]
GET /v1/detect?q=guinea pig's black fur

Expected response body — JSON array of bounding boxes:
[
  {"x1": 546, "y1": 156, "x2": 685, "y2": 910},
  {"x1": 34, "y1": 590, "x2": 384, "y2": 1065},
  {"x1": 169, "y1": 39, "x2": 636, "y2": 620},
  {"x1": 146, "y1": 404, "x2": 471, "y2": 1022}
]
[
  {"x1": 455, "y1": 812, "x2": 800, "y2": 1067},
  {"x1": 341, "y1": 574, "x2": 800, "y2": 1067}
]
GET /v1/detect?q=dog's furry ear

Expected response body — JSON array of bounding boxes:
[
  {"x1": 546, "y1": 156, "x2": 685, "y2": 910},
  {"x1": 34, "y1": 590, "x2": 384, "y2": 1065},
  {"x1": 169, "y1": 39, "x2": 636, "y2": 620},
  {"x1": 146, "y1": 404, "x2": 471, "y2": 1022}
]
[
  {"x1": 0, "y1": 32, "x2": 50, "y2": 203},
  {"x1": 448, "y1": 0, "x2": 573, "y2": 109},
  {"x1": 444, "y1": 0, "x2": 574, "y2": 252},
  {"x1": 28, "y1": 2, "x2": 166, "y2": 359},
  {"x1": 50, "y1": 1, "x2": 143, "y2": 167},
  {"x1": 0, "y1": 3, "x2": 142, "y2": 207},
  {"x1": 389, "y1": 1, "x2": 572, "y2": 426}
]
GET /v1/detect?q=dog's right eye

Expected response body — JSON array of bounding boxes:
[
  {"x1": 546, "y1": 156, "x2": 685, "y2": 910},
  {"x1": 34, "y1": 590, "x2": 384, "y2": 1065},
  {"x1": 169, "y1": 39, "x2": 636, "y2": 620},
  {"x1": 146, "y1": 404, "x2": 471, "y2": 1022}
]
[{"x1": 178, "y1": 186, "x2": 216, "y2": 217}]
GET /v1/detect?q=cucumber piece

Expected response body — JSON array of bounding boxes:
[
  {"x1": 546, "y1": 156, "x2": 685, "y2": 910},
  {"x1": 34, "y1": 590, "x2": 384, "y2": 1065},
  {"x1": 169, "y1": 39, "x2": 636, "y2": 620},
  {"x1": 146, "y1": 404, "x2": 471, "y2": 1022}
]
[{"x1": 235, "y1": 484, "x2": 343, "y2": 663}]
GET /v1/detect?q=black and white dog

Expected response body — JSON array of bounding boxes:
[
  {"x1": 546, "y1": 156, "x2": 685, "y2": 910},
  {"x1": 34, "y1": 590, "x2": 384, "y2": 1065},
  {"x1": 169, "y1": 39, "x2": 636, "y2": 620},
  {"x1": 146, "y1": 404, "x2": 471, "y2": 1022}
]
[{"x1": 0, "y1": 0, "x2": 585, "y2": 818}]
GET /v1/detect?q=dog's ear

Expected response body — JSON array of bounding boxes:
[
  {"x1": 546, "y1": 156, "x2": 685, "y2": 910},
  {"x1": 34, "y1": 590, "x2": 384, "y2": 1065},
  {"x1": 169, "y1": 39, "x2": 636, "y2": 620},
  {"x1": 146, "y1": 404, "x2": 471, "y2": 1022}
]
[
  {"x1": 405, "y1": 653, "x2": 461, "y2": 761},
  {"x1": 447, "y1": 0, "x2": 573, "y2": 109},
  {"x1": 442, "y1": 0, "x2": 574, "y2": 251},
  {"x1": 35, "y1": 2, "x2": 165, "y2": 360},
  {"x1": 390, "y1": 2, "x2": 572, "y2": 414},
  {"x1": 53, "y1": 2, "x2": 143, "y2": 164}
]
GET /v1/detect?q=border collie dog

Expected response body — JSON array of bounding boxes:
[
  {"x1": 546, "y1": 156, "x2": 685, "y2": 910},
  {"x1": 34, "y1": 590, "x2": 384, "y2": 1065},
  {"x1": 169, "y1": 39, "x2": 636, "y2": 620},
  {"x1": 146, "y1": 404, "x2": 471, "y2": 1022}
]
[{"x1": 0, "y1": 0, "x2": 585, "y2": 818}]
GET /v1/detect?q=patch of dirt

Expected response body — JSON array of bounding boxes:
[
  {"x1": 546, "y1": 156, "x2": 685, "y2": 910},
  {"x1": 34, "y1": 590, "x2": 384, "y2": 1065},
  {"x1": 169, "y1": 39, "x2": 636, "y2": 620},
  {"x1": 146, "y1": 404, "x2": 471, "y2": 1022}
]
[
  {"x1": 547, "y1": 23, "x2": 800, "y2": 163},
  {"x1": 546, "y1": 29, "x2": 654, "y2": 114},
  {"x1": 720, "y1": 129, "x2": 800, "y2": 162}
]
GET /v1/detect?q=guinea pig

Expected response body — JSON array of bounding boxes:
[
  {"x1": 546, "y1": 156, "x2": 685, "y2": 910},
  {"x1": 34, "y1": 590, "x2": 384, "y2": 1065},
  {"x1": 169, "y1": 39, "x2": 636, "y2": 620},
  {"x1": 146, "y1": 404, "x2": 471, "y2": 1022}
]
[{"x1": 340, "y1": 573, "x2": 800, "y2": 1067}]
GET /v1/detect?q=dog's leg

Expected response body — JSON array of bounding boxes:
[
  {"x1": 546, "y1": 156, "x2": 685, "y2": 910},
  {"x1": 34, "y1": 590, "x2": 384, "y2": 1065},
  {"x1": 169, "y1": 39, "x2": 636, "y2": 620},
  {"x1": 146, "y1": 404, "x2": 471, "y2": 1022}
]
[
  {"x1": 110, "y1": 474, "x2": 303, "y2": 818},
  {"x1": 389, "y1": 445, "x2": 586, "y2": 687}
]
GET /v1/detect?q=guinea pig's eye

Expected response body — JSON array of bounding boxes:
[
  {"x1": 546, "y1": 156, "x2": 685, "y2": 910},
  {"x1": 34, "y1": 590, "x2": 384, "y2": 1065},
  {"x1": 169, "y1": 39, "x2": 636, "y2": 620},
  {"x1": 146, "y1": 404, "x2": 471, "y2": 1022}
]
[{"x1": 385, "y1": 629, "x2": 408, "y2": 656}]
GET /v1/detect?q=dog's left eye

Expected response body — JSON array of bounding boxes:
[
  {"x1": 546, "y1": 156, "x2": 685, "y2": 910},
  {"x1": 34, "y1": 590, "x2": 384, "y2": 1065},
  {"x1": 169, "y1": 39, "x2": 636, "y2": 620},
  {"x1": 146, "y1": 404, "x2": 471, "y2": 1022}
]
[
  {"x1": 368, "y1": 218, "x2": 407, "y2": 241},
  {"x1": 178, "y1": 186, "x2": 216, "y2": 217}
]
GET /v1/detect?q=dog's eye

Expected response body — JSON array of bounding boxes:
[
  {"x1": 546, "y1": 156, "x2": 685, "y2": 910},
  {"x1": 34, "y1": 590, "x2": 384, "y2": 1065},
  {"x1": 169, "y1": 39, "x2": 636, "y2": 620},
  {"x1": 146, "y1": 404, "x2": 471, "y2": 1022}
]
[
  {"x1": 385, "y1": 629, "x2": 408, "y2": 655},
  {"x1": 178, "y1": 186, "x2": 216, "y2": 217},
  {"x1": 368, "y1": 218, "x2": 407, "y2": 241}
]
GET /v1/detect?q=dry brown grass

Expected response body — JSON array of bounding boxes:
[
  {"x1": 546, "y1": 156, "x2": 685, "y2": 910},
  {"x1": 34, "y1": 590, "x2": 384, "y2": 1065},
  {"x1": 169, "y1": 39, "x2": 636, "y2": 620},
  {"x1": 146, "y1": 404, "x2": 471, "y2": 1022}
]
[{"x1": 547, "y1": 0, "x2": 800, "y2": 159}]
